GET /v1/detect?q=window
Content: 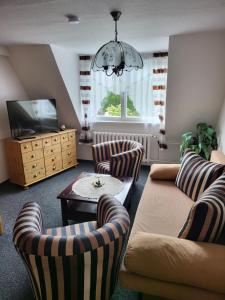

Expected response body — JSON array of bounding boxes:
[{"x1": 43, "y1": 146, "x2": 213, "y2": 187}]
[
  {"x1": 79, "y1": 53, "x2": 168, "y2": 127},
  {"x1": 89, "y1": 53, "x2": 167, "y2": 123}
]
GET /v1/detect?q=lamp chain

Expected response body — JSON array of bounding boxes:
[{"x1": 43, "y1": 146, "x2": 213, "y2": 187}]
[{"x1": 115, "y1": 18, "x2": 118, "y2": 42}]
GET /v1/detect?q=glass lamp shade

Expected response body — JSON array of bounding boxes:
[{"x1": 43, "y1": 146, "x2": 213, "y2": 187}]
[{"x1": 91, "y1": 41, "x2": 143, "y2": 76}]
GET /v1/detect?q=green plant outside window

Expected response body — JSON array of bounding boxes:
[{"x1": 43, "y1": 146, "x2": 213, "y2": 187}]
[{"x1": 97, "y1": 91, "x2": 139, "y2": 117}]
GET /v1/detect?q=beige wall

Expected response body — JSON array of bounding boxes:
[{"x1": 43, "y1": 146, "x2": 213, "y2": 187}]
[
  {"x1": 0, "y1": 50, "x2": 27, "y2": 182},
  {"x1": 166, "y1": 32, "x2": 225, "y2": 143},
  {"x1": 217, "y1": 98, "x2": 225, "y2": 154}
]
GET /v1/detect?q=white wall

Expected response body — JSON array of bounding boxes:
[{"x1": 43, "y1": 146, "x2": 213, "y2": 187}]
[
  {"x1": 8, "y1": 45, "x2": 80, "y2": 130},
  {"x1": 51, "y1": 45, "x2": 81, "y2": 123},
  {"x1": 0, "y1": 49, "x2": 28, "y2": 182},
  {"x1": 217, "y1": 97, "x2": 225, "y2": 153},
  {"x1": 166, "y1": 32, "x2": 225, "y2": 143}
]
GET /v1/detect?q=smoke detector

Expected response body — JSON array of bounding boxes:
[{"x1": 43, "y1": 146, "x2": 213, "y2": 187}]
[{"x1": 66, "y1": 14, "x2": 80, "y2": 24}]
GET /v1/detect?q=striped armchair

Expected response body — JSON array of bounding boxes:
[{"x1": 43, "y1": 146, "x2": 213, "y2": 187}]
[
  {"x1": 92, "y1": 140, "x2": 144, "y2": 182},
  {"x1": 13, "y1": 195, "x2": 130, "y2": 300}
]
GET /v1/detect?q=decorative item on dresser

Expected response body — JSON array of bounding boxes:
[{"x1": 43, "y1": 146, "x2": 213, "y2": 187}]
[{"x1": 5, "y1": 129, "x2": 77, "y2": 188}]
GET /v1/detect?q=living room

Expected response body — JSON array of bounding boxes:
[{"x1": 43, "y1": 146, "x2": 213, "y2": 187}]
[{"x1": 0, "y1": 1, "x2": 225, "y2": 300}]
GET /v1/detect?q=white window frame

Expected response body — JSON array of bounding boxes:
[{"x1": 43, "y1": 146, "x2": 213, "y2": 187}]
[{"x1": 95, "y1": 91, "x2": 148, "y2": 123}]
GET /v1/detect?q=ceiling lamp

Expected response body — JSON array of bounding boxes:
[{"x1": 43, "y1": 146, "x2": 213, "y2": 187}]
[{"x1": 91, "y1": 10, "x2": 143, "y2": 76}]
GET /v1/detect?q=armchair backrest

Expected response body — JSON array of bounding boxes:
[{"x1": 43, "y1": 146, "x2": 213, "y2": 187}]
[
  {"x1": 92, "y1": 140, "x2": 144, "y2": 181},
  {"x1": 13, "y1": 195, "x2": 130, "y2": 300}
]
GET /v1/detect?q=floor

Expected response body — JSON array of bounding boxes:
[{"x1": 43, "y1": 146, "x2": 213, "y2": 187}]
[{"x1": 0, "y1": 160, "x2": 150, "y2": 300}]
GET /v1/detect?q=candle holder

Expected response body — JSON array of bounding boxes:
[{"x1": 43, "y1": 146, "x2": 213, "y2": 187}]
[{"x1": 92, "y1": 176, "x2": 104, "y2": 188}]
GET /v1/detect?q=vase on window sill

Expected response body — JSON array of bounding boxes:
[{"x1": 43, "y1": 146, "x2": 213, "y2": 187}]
[{"x1": 79, "y1": 112, "x2": 93, "y2": 144}]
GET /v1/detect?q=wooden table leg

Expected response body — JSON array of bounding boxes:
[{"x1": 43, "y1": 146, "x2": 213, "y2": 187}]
[{"x1": 60, "y1": 200, "x2": 69, "y2": 226}]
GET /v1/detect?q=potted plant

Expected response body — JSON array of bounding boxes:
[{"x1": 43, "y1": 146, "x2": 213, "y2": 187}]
[{"x1": 180, "y1": 123, "x2": 218, "y2": 160}]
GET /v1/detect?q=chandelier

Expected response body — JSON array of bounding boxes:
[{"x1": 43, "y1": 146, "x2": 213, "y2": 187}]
[{"x1": 91, "y1": 10, "x2": 143, "y2": 77}]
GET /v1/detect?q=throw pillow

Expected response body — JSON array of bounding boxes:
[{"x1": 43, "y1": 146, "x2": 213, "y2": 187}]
[
  {"x1": 176, "y1": 150, "x2": 224, "y2": 201},
  {"x1": 150, "y1": 164, "x2": 180, "y2": 181},
  {"x1": 178, "y1": 173, "x2": 225, "y2": 244}
]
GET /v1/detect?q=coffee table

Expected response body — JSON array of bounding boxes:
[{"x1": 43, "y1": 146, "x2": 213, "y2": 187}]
[{"x1": 57, "y1": 172, "x2": 133, "y2": 225}]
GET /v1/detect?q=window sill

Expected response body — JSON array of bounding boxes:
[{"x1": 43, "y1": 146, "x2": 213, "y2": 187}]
[{"x1": 94, "y1": 117, "x2": 159, "y2": 125}]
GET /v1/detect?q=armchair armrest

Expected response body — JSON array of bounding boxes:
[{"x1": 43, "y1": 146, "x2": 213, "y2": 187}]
[
  {"x1": 92, "y1": 142, "x2": 111, "y2": 162},
  {"x1": 150, "y1": 164, "x2": 180, "y2": 181},
  {"x1": 124, "y1": 232, "x2": 225, "y2": 294}
]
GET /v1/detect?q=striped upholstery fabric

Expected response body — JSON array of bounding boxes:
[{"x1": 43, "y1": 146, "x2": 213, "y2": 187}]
[
  {"x1": 176, "y1": 150, "x2": 224, "y2": 201},
  {"x1": 45, "y1": 221, "x2": 97, "y2": 236},
  {"x1": 92, "y1": 140, "x2": 144, "y2": 182},
  {"x1": 13, "y1": 195, "x2": 130, "y2": 300},
  {"x1": 95, "y1": 161, "x2": 110, "y2": 174},
  {"x1": 178, "y1": 173, "x2": 225, "y2": 244}
]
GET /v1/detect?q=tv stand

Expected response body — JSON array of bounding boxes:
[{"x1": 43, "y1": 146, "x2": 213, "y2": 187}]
[{"x1": 5, "y1": 129, "x2": 78, "y2": 188}]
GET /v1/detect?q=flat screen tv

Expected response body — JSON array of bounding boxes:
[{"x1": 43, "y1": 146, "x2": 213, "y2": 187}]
[{"x1": 7, "y1": 99, "x2": 59, "y2": 138}]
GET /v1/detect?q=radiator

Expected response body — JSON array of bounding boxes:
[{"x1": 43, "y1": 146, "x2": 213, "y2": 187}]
[{"x1": 93, "y1": 131, "x2": 159, "y2": 163}]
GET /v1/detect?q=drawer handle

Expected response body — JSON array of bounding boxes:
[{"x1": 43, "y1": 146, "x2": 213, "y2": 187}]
[
  {"x1": 53, "y1": 165, "x2": 56, "y2": 170},
  {"x1": 24, "y1": 145, "x2": 28, "y2": 149},
  {"x1": 51, "y1": 149, "x2": 54, "y2": 152},
  {"x1": 35, "y1": 144, "x2": 38, "y2": 147},
  {"x1": 68, "y1": 152, "x2": 71, "y2": 155},
  {"x1": 68, "y1": 161, "x2": 72, "y2": 164},
  {"x1": 67, "y1": 144, "x2": 70, "y2": 148},
  {"x1": 52, "y1": 158, "x2": 55, "y2": 162},
  {"x1": 32, "y1": 164, "x2": 37, "y2": 168},
  {"x1": 54, "y1": 138, "x2": 57, "y2": 142},
  {"x1": 31, "y1": 155, "x2": 34, "y2": 158},
  {"x1": 45, "y1": 141, "x2": 48, "y2": 144},
  {"x1": 33, "y1": 173, "x2": 38, "y2": 178}
]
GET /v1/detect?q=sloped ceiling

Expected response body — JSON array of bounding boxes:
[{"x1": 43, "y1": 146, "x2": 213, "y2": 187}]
[{"x1": 0, "y1": 0, "x2": 225, "y2": 52}]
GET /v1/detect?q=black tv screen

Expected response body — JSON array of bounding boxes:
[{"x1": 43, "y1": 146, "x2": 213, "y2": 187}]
[{"x1": 7, "y1": 99, "x2": 58, "y2": 138}]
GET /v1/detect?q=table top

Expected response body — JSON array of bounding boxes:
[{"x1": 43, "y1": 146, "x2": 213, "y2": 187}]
[{"x1": 57, "y1": 172, "x2": 133, "y2": 205}]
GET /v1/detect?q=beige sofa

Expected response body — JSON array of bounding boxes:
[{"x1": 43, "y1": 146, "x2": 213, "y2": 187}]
[{"x1": 120, "y1": 150, "x2": 225, "y2": 300}]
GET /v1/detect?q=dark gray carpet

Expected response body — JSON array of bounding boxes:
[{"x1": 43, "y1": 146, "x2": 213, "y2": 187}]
[{"x1": 0, "y1": 160, "x2": 150, "y2": 300}]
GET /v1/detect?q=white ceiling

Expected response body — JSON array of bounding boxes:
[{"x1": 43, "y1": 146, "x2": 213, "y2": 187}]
[{"x1": 0, "y1": 0, "x2": 225, "y2": 52}]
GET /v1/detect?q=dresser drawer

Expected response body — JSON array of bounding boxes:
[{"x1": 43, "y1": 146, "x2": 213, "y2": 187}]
[
  {"x1": 46, "y1": 161, "x2": 62, "y2": 176},
  {"x1": 24, "y1": 158, "x2": 45, "y2": 173},
  {"x1": 60, "y1": 133, "x2": 68, "y2": 143},
  {"x1": 43, "y1": 137, "x2": 51, "y2": 147},
  {"x1": 44, "y1": 144, "x2": 61, "y2": 157},
  {"x1": 25, "y1": 169, "x2": 45, "y2": 184},
  {"x1": 45, "y1": 154, "x2": 62, "y2": 166},
  {"x1": 68, "y1": 131, "x2": 75, "y2": 141},
  {"x1": 51, "y1": 135, "x2": 60, "y2": 145},
  {"x1": 21, "y1": 142, "x2": 32, "y2": 153},
  {"x1": 32, "y1": 139, "x2": 43, "y2": 151},
  {"x1": 61, "y1": 140, "x2": 75, "y2": 151},
  {"x1": 62, "y1": 149, "x2": 75, "y2": 159},
  {"x1": 22, "y1": 150, "x2": 44, "y2": 163},
  {"x1": 62, "y1": 156, "x2": 76, "y2": 169}
]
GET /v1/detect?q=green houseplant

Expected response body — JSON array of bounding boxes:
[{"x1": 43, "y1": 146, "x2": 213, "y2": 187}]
[{"x1": 180, "y1": 123, "x2": 218, "y2": 160}]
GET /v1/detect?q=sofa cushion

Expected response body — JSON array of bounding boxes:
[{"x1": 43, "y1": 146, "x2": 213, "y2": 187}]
[
  {"x1": 176, "y1": 150, "x2": 224, "y2": 201},
  {"x1": 124, "y1": 232, "x2": 225, "y2": 295},
  {"x1": 178, "y1": 173, "x2": 225, "y2": 244},
  {"x1": 130, "y1": 176, "x2": 193, "y2": 239},
  {"x1": 150, "y1": 164, "x2": 180, "y2": 181}
]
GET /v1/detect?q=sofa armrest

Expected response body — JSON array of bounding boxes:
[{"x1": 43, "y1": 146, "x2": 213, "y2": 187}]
[
  {"x1": 124, "y1": 232, "x2": 225, "y2": 295},
  {"x1": 150, "y1": 164, "x2": 180, "y2": 181}
]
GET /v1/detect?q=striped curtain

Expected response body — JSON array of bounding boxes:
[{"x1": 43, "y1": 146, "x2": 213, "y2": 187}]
[
  {"x1": 152, "y1": 52, "x2": 168, "y2": 149},
  {"x1": 79, "y1": 55, "x2": 93, "y2": 143}
]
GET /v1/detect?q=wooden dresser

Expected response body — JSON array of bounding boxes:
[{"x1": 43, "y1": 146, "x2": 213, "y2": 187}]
[{"x1": 5, "y1": 129, "x2": 78, "y2": 188}]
